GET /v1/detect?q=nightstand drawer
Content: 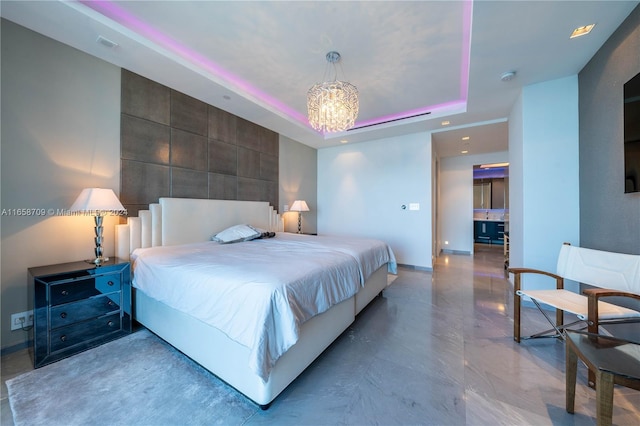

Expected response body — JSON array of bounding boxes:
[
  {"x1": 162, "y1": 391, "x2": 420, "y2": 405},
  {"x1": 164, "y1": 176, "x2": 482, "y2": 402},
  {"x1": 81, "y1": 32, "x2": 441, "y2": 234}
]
[
  {"x1": 50, "y1": 273, "x2": 121, "y2": 306},
  {"x1": 50, "y1": 312, "x2": 122, "y2": 352},
  {"x1": 50, "y1": 294, "x2": 121, "y2": 328}
]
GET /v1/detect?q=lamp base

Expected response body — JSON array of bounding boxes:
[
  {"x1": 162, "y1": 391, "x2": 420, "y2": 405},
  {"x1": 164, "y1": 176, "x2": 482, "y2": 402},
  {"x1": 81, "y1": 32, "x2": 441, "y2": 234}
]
[{"x1": 87, "y1": 215, "x2": 108, "y2": 265}]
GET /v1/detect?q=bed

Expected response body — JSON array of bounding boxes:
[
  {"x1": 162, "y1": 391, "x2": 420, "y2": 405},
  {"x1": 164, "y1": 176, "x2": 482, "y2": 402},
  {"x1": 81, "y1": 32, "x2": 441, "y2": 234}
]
[{"x1": 115, "y1": 198, "x2": 396, "y2": 408}]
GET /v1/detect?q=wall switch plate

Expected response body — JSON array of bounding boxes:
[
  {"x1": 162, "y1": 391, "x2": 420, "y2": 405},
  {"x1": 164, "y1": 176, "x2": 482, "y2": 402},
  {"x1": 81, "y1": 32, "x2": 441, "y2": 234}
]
[
  {"x1": 11, "y1": 310, "x2": 33, "y2": 331},
  {"x1": 283, "y1": 204, "x2": 289, "y2": 212}
]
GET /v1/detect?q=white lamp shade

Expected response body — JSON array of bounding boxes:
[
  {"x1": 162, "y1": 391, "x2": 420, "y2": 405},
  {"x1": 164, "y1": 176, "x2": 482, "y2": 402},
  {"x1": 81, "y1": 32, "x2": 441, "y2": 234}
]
[
  {"x1": 70, "y1": 188, "x2": 124, "y2": 213},
  {"x1": 290, "y1": 200, "x2": 309, "y2": 212}
]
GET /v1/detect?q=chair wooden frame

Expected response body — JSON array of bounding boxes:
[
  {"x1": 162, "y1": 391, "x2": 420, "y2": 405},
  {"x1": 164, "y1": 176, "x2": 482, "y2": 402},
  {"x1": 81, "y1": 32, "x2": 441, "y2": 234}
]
[
  {"x1": 511, "y1": 267, "x2": 566, "y2": 342},
  {"x1": 509, "y1": 243, "x2": 640, "y2": 344},
  {"x1": 583, "y1": 288, "x2": 640, "y2": 387},
  {"x1": 584, "y1": 288, "x2": 640, "y2": 334}
]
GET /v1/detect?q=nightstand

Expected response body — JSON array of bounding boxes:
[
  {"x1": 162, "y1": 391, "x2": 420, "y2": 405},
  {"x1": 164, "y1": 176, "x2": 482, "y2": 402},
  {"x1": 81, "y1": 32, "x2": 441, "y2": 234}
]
[{"x1": 30, "y1": 259, "x2": 131, "y2": 368}]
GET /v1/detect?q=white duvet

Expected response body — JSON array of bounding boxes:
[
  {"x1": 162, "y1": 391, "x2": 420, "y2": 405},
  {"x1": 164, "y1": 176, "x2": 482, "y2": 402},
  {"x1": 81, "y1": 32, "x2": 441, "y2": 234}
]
[{"x1": 131, "y1": 232, "x2": 396, "y2": 381}]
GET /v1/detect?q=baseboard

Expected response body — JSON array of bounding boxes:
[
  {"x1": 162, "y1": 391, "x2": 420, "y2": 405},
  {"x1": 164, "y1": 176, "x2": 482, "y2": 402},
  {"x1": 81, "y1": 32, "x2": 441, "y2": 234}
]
[
  {"x1": 441, "y1": 249, "x2": 471, "y2": 255},
  {"x1": 397, "y1": 264, "x2": 433, "y2": 272},
  {"x1": 1, "y1": 339, "x2": 32, "y2": 356}
]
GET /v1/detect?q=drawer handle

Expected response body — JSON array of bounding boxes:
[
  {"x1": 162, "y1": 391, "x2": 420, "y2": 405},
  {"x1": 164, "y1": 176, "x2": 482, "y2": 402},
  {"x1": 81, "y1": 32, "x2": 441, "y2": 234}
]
[
  {"x1": 107, "y1": 321, "x2": 114, "y2": 327},
  {"x1": 61, "y1": 290, "x2": 69, "y2": 296},
  {"x1": 60, "y1": 335, "x2": 67, "y2": 342},
  {"x1": 107, "y1": 281, "x2": 114, "y2": 287},
  {"x1": 60, "y1": 312, "x2": 67, "y2": 319}
]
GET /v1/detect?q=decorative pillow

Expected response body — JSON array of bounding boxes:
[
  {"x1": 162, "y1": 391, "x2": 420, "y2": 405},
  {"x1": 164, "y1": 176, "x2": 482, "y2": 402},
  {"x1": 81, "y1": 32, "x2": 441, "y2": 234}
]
[{"x1": 211, "y1": 224, "x2": 262, "y2": 244}]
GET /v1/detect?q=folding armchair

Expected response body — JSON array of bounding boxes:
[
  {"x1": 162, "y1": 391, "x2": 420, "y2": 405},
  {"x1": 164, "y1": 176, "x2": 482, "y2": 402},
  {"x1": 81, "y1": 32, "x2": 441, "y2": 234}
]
[{"x1": 509, "y1": 243, "x2": 640, "y2": 343}]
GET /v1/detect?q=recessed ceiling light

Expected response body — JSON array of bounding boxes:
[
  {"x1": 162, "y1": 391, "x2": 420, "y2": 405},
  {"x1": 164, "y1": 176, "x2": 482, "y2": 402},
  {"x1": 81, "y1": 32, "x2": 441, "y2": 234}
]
[
  {"x1": 340, "y1": 139, "x2": 348, "y2": 144},
  {"x1": 223, "y1": 95, "x2": 231, "y2": 100},
  {"x1": 462, "y1": 136, "x2": 470, "y2": 141},
  {"x1": 461, "y1": 150, "x2": 469, "y2": 154},
  {"x1": 441, "y1": 120, "x2": 450, "y2": 126},
  {"x1": 570, "y1": 24, "x2": 595, "y2": 39},
  {"x1": 480, "y1": 162, "x2": 509, "y2": 168}
]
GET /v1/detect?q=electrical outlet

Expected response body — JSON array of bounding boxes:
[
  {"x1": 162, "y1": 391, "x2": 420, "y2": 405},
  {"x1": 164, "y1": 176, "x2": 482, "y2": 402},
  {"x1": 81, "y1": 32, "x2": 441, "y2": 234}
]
[{"x1": 11, "y1": 310, "x2": 34, "y2": 331}]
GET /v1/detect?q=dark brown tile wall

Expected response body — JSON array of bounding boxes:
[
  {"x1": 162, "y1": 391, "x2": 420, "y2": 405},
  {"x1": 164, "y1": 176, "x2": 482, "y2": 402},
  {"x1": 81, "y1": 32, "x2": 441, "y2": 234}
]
[
  {"x1": 121, "y1": 70, "x2": 170, "y2": 125},
  {"x1": 120, "y1": 69, "x2": 279, "y2": 216}
]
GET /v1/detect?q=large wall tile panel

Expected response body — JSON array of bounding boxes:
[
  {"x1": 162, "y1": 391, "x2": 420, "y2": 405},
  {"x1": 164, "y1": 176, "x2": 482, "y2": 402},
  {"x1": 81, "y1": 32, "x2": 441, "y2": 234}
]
[
  {"x1": 260, "y1": 128, "x2": 279, "y2": 157},
  {"x1": 238, "y1": 147, "x2": 261, "y2": 179},
  {"x1": 208, "y1": 107, "x2": 237, "y2": 143},
  {"x1": 171, "y1": 90, "x2": 208, "y2": 136},
  {"x1": 209, "y1": 140, "x2": 237, "y2": 175},
  {"x1": 209, "y1": 173, "x2": 238, "y2": 200},
  {"x1": 265, "y1": 181, "x2": 278, "y2": 207},
  {"x1": 238, "y1": 177, "x2": 268, "y2": 201},
  {"x1": 236, "y1": 118, "x2": 262, "y2": 151},
  {"x1": 172, "y1": 168, "x2": 209, "y2": 199},
  {"x1": 261, "y1": 153, "x2": 279, "y2": 182},
  {"x1": 171, "y1": 129, "x2": 207, "y2": 171},
  {"x1": 121, "y1": 160, "x2": 171, "y2": 215},
  {"x1": 121, "y1": 69, "x2": 170, "y2": 124},
  {"x1": 121, "y1": 115, "x2": 170, "y2": 164},
  {"x1": 121, "y1": 70, "x2": 279, "y2": 213}
]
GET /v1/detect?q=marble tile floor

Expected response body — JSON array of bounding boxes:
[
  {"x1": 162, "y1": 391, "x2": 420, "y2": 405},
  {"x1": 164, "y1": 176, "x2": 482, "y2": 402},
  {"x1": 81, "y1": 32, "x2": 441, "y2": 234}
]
[{"x1": 2, "y1": 244, "x2": 639, "y2": 425}]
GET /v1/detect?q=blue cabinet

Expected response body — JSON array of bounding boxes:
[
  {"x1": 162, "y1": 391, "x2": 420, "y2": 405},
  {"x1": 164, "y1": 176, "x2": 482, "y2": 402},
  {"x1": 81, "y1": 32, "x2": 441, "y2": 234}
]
[
  {"x1": 494, "y1": 222, "x2": 505, "y2": 245},
  {"x1": 474, "y1": 221, "x2": 492, "y2": 244},
  {"x1": 474, "y1": 221, "x2": 505, "y2": 245}
]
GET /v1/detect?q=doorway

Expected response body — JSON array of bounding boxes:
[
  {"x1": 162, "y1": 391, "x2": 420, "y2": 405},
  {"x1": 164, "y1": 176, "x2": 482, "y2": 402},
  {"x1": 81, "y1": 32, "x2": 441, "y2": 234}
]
[{"x1": 473, "y1": 163, "x2": 509, "y2": 267}]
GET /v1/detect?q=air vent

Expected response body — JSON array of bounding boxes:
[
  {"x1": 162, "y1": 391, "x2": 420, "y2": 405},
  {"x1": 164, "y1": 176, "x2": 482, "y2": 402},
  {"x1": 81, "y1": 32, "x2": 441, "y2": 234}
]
[
  {"x1": 96, "y1": 35, "x2": 118, "y2": 48},
  {"x1": 348, "y1": 111, "x2": 431, "y2": 131}
]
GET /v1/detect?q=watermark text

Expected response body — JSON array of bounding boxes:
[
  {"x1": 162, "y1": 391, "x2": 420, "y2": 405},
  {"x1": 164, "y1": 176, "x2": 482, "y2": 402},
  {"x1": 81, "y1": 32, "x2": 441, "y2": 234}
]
[{"x1": 1, "y1": 208, "x2": 128, "y2": 217}]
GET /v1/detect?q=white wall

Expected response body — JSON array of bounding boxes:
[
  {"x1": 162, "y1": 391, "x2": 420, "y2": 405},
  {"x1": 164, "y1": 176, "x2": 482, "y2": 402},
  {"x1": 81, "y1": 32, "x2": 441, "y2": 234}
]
[
  {"x1": 509, "y1": 93, "x2": 525, "y2": 274},
  {"x1": 438, "y1": 151, "x2": 508, "y2": 254},
  {"x1": 318, "y1": 133, "x2": 433, "y2": 269},
  {"x1": 508, "y1": 75, "x2": 580, "y2": 291},
  {"x1": 1, "y1": 20, "x2": 122, "y2": 349},
  {"x1": 279, "y1": 135, "x2": 317, "y2": 234}
]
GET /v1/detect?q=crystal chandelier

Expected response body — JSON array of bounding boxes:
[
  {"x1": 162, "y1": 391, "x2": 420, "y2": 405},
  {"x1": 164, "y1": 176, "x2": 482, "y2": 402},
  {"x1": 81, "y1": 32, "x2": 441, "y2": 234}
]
[{"x1": 307, "y1": 51, "x2": 359, "y2": 133}]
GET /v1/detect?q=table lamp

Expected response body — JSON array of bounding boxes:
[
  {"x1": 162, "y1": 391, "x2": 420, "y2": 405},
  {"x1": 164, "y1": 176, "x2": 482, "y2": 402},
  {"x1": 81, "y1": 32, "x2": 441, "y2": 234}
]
[
  {"x1": 290, "y1": 200, "x2": 309, "y2": 234},
  {"x1": 70, "y1": 188, "x2": 125, "y2": 265}
]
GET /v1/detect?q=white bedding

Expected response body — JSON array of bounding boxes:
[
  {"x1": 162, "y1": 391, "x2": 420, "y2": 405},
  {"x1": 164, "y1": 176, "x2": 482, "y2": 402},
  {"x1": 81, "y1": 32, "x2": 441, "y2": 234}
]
[{"x1": 131, "y1": 232, "x2": 396, "y2": 381}]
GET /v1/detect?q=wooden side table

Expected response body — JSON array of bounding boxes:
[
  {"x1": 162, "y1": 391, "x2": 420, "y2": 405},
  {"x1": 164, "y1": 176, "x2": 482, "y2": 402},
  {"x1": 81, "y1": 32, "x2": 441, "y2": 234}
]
[{"x1": 565, "y1": 330, "x2": 640, "y2": 426}]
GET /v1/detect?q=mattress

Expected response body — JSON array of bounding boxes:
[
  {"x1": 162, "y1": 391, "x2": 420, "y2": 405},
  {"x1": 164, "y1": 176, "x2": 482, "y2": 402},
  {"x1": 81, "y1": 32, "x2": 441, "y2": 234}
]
[{"x1": 131, "y1": 232, "x2": 395, "y2": 380}]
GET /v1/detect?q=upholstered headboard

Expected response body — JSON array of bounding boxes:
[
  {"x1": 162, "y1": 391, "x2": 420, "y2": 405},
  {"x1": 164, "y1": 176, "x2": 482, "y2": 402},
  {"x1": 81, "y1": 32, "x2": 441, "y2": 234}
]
[{"x1": 115, "y1": 198, "x2": 283, "y2": 260}]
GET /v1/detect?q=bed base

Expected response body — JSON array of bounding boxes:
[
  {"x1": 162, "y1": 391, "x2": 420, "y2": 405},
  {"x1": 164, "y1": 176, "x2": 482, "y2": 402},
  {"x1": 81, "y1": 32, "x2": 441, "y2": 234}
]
[
  {"x1": 134, "y1": 265, "x2": 388, "y2": 407},
  {"x1": 134, "y1": 291, "x2": 354, "y2": 407},
  {"x1": 355, "y1": 266, "x2": 388, "y2": 314}
]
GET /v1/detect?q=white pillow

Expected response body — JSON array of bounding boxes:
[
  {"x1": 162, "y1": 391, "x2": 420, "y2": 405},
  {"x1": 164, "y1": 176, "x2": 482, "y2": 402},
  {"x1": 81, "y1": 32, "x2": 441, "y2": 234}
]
[{"x1": 211, "y1": 224, "x2": 261, "y2": 244}]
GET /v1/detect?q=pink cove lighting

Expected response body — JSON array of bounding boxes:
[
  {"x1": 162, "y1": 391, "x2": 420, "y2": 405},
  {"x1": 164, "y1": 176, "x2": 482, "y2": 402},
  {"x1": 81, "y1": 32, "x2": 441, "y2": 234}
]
[
  {"x1": 79, "y1": 0, "x2": 308, "y2": 125},
  {"x1": 79, "y1": 0, "x2": 473, "y2": 135}
]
